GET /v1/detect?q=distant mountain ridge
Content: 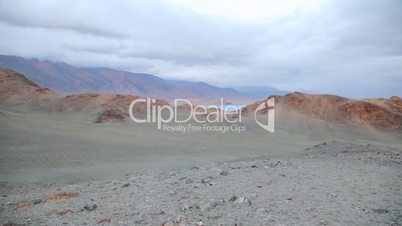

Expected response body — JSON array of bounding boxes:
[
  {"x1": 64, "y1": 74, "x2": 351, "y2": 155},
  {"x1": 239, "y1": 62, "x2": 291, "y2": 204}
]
[
  {"x1": 169, "y1": 80, "x2": 246, "y2": 99},
  {"x1": 0, "y1": 55, "x2": 284, "y2": 101}
]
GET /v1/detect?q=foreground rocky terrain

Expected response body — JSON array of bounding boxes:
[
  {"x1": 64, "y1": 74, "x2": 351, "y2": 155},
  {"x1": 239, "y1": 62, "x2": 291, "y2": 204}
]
[{"x1": 1, "y1": 141, "x2": 401, "y2": 225}]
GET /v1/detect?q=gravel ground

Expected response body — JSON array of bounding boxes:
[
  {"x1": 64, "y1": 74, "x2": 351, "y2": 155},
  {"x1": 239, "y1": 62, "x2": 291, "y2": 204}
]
[{"x1": 1, "y1": 141, "x2": 401, "y2": 225}]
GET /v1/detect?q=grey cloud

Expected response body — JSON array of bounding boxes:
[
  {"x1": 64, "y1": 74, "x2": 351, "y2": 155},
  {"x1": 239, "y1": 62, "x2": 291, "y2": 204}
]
[
  {"x1": 0, "y1": 0, "x2": 401, "y2": 98},
  {"x1": 0, "y1": 1, "x2": 128, "y2": 38}
]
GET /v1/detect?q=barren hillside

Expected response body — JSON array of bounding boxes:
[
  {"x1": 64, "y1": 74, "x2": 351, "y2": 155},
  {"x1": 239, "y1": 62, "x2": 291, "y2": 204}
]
[{"x1": 244, "y1": 92, "x2": 402, "y2": 130}]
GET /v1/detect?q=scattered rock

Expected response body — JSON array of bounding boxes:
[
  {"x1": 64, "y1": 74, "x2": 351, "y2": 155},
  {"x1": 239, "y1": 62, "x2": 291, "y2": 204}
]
[
  {"x1": 185, "y1": 179, "x2": 193, "y2": 184},
  {"x1": 275, "y1": 161, "x2": 282, "y2": 167},
  {"x1": 1, "y1": 141, "x2": 400, "y2": 225},
  {"x1": 219, "y1": 170, "x2": 229, "y2": 176},
  {"x1": 2, "y1": 221, "x2": 24, "y2": 226},
  {"x1": 16, "y1": 201, "x2": 31, "y2": 209},
  {"x1": 83, "y1": 204, "x2": 97, "y2": 211},
  {"x1": 151, "y1": 210, "x2": 166, "y2": 215},
  {"x1": 97, "y1": 218, "x2": 112, "y2": 224},
  {"x1": 46, "y1": 192, "x2": 80, "y2": 202},
  {"x1": 181, "y1": 204, "x2": 200, "y2": 212},
  {"x1": 121, "y1": 183, "x2": 130, "y2": 188},
  {"x1": 33, "y1": 199, "x2": 42, "y2": 205},
  {"x1": 229, "y1": 195, "x2": 238, "y2": 202},
  {"x1": 372, "y1": 208, "x2": 389, "y2": 214},
  {"x1": 229, "y1": 196, "x2": 252, "y2": 206},
  {"x1": 209, "y1": 214, "x2": 222, "y2": 220},
  {"x1": 201, "y1": 179, "x2": 209, "y2": 184},
  {"x1": 181, "y1": 204, "x2": 190, "y2": 212},
  {"x1": 58, "y1": 209, "x2": 75, "y2": 216},
  {"x1": 161, "y1": 222, "x2": 185, "y2": 226}
]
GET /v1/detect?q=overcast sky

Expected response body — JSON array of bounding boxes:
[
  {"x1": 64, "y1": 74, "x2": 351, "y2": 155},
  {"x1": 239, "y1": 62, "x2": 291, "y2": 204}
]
[{"x1": 0, "y1": 0, "x2": 401, "y2": 98}]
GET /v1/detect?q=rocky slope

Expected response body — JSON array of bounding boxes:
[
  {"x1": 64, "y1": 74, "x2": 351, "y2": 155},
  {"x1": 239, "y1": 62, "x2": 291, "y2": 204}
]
[
  {"x1": 0, "y1": 141, "x2": 401, "y2": 225},
  {"x1": 364, "y1": 96, "x2": 402, "y2": 114},
  {"x1": 0, "y1": 68, "x2": 56, "y2": 108},
  {"x1": 0, "y1": 68, "x2": 169, "y2": 122},
  {"x1": 244, "y1": 92, "x2": 402, "y2": 130}
]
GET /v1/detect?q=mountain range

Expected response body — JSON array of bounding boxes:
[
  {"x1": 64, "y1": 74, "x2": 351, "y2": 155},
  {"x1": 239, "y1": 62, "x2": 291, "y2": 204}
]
[
  {"x1": 1, "y1": 67, "x2": 401, "y2": 129},
  {"x1": 0, "y1": 55, "x2": 285, "y2": 101}
]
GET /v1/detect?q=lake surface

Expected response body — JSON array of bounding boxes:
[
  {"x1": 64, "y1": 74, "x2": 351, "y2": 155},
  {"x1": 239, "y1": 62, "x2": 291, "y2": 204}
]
[{"x1": 199, "y1": 104, "x2": 246, "y2": 111}]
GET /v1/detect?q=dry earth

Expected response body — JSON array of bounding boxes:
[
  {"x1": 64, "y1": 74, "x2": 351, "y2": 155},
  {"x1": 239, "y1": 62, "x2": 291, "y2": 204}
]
[{"x1": 1, "y1": 141, "x2": 401, "y2": 225}]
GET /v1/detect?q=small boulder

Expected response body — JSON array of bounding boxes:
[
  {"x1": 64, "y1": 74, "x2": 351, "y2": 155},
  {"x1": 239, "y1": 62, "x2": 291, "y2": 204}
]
[
  {"x1": 219, "y1": 170, "x2": 229, "y2": 176},
  {"x1": 229, "y1": 196, "x2": 252, "y2": 206},
  {"x1": 83, "y1": 204, "x2": 97, "y2": 211},
  {"x1": 121, "y1": 183, "x2": 130, "y2": 188},
  {"x1": 33, "y1": 199, "x2": 42, "y2": 205}
]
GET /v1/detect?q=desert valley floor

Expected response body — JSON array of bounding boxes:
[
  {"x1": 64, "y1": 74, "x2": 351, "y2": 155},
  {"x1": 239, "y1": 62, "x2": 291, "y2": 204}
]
[
  {"x1": 0, "y1": 109, "x2": 402, "y2": 225},
  {"x1": 1, "y1": 110, "x2": 401, "y2": 183}
]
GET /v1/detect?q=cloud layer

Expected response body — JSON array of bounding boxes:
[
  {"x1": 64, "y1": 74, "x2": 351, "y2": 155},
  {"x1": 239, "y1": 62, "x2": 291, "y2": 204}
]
[{"x1": 0, "y1": 0, "x2": 401, "y2": 98}]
